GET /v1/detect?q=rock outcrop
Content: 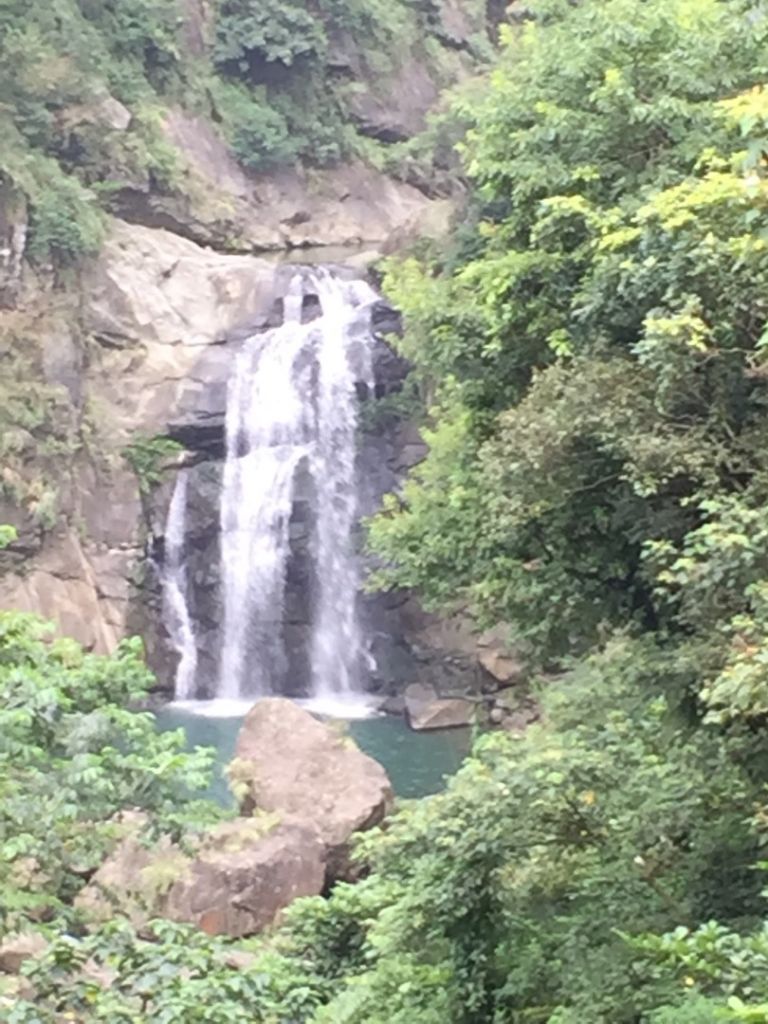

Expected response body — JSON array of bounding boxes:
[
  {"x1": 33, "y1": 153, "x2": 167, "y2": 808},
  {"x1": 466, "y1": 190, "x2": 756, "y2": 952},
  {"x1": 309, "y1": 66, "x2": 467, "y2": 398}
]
[
  {"x1": 0, "y1": 219, "x2": 279, "y2": 654},
  {"x1": 83, "y1": 219, "x2": 278, "y2": 435},
  {"x1": 231, "y1": 698, "x2": 394, "y2": 879},
  {"x1": 0, "y1": 932, "x2": 47, "y2": 975},
  {"x1": 0, "y1": 532, "x2": 130, "y2": 654},
  {"x1": 404, "y1": 682, "x2": 475, "y2": 731},
  {"x1": 166, "y1": 819, "x2": 326, "y2": 937},
  {"x1": 116, "y1": 113, "x2": 456, "y2": 255},
  {"x1": 76, "y1": 813, "x2": 326, "y2": 938},
  {"x1": 0, "y1": 932, "x2": 46, "y2": 1008},
  {"x1": 0, "y1": 211, "x2": 525, "y2": 700},
  {"x1": 0, "y1": 0, "x2": 507, "y2": 697}
]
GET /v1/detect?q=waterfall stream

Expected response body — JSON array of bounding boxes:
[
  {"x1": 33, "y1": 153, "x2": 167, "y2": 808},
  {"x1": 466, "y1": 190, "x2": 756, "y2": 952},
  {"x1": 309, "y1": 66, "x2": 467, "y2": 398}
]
[
  {"x1": 163, "y1": 268, "x2": 378, "y2": 710},
  {"x1": 162, "y1": 470, "x2": 198, "y2": 701}
]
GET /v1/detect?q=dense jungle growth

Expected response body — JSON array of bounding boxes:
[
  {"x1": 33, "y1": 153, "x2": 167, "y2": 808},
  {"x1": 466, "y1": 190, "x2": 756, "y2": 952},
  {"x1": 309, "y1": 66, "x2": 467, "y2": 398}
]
[{"x1": 5, "y1": 0, "x2": 768, "y2": 1021}]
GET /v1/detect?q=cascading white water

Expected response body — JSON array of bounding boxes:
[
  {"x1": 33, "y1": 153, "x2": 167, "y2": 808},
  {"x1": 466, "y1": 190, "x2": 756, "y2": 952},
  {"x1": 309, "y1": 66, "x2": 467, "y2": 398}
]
[
  {"x1": 218, "y1": 268, "x2": 377, "y2": 703},
  {"x1": 311, "y1": 278, "x2": 375, "y2": 700},
  {"x1": 163, "y1": 470, "x2": 198, "y2": 700}
]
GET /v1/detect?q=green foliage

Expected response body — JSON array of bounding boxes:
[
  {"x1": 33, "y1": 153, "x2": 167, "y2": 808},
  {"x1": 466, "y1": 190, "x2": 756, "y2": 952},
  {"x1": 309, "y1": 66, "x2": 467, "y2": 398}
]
[
  {"x1": 76, "y1": 0, "x2": 182, "y2": 86},
  {"x1": 0, "y1": 613, "x2": 217, "y2": 932},
  {"x1": 373, "y1": 0, "x2": 768, "y2": 670},
  {"x1": 12, "y1": 634, "x2": 764, "y2": 1023},
  {"x1": 207, "y1": 0, "x2": 466, "y2": 169},
  {"x1": 213, "y1": 0, "x2": 327, "y2": 72},
  {"x1": 208, "y1": 79, "x2": 296, "y2": 171},
  {"x1": 9, "y1": 919, "x2": 326, "y2": 1024},
  {"x1": 0, "y1": 0, "x2": 465, "y2": 266},
  {"x1": 358, "y1": 3, "x2": 768, "y2": 1020},
  {"x1": 0, "y1": 0, "x2": 184, "y2": 264},
  {"x1": 25, "y1": 165, "x2": 106, "y2": 264},
  {"x1": 316, "y1": 0, "x2": 408, "y2": 41},
  {"x1": 11, "y1": 2, "x2": 768, "y2": 1022},
  {"x1": 123, "y1": 434, "x2": 183, "y2": 495},
  {"x1": 632, "y1": 921, "x2": 768, "y2": 1011},
  {"x1": 0, "y1": 526, "x2": 17, "y2": 549},
  {"x1": 353, "y1": 645, "x2": 757, "y2": 1023}
]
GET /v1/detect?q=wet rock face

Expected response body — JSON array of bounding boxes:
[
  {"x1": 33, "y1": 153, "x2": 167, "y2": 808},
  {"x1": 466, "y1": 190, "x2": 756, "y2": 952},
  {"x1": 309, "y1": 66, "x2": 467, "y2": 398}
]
[
  {"x1": 0, "y1": 212, "x2": 510, "y2": 698},
  {"x1": 145, "y1": 273, "x2": 495, "y2": 702},
  {"x1": 146, "y1": 280, "x2": 413, "y2": 698}
]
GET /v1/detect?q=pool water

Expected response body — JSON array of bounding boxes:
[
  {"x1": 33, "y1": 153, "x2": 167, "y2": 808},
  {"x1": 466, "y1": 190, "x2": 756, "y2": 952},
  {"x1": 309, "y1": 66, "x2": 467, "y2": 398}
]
[{"x1": 155, "y1": 703, "x2": 472, "y2": 805}]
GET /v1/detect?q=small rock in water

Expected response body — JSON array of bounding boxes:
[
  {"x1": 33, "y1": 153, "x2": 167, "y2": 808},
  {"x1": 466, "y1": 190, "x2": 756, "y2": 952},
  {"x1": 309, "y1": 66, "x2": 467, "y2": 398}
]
[
  {"x1": 408, "y1": 698, "x2": 475, "y2": 731},
  {"x1": 404, "y1": 683, "x2": 474, "y2": 731},
  {"x1": 380, "y1": 694, "x2": 407, "y2": 716}
]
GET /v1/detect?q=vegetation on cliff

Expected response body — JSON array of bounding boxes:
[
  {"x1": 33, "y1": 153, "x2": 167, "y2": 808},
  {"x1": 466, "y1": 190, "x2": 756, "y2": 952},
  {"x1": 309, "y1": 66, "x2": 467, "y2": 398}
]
[
  {"x1": 5, "y1": 0, "x2": 768, "y2": 1021},
  {"x1": 0, "y1": 0, "x2": 486, "y2": 264}
]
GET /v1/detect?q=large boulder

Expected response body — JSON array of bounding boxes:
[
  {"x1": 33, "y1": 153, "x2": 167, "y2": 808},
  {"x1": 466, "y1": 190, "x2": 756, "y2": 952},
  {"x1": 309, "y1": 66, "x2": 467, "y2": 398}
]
[
  {"x1": 232, "y1": 698, "x2": 394, "y2": 879},
  {"x1": 76, "y1": 814, "x2": 325, "y2": 938},
  {"x1": 404, "y1": 682, "x2": 475, "y2": 731},
  {"x1": 165, "y1": 818, "x2": 326, "y2": 937}
]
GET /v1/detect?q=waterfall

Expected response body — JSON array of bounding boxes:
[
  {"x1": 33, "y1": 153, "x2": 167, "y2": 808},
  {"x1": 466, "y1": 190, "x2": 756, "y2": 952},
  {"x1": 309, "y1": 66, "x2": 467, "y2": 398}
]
[
  {"x1": 163, "y1": 470, "x2": 198, "y2": 700},
  {"x1": 218, "y1": 268, "x2": 377, "y2": 703}
]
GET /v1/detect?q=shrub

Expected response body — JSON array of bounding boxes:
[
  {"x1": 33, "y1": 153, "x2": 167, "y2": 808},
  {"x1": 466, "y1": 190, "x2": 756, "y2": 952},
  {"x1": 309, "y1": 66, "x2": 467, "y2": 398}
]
[{"x1": 209, "y1": 80, "x2": 296, "y2": 171}]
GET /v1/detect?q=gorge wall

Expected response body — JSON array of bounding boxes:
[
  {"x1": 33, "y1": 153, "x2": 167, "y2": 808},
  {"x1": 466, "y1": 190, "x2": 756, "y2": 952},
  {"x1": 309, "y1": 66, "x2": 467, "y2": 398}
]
[
  {"x1": 0, "y1": 216, "x2": 509, "y2": 699},
  {"x1": 0, "y1": 0, "x2": 522, "y2": 699}
]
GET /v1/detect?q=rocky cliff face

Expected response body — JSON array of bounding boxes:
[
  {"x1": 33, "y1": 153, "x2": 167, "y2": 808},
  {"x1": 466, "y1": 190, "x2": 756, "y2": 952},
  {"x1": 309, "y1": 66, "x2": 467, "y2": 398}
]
[
  {"x1": 117, "y1": 112, "x2": 458, "y2": 255},
  {"x1": 0, "y1": 209, "x2": 519, "y2": 697},
  {"x1": 134, "y1": 264, "x2": 491, "y2": 700},
  {"x1": 0, "y1": 219, "x2": 281, "y2": 653},
  {"x1": 0, "y1": 0, "x2": 520, "y2": 698}
]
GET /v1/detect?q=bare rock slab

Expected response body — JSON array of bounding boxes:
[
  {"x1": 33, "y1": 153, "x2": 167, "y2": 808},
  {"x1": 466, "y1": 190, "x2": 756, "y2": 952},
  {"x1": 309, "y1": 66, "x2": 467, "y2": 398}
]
[
  {"x1": 478, "y1": 648, "x2": 524, "y2": 686},
  {"x1": 404, "y1": 682, "x2": 475, "y2": 731},
  {"x1": 167, "y1": 819, "x2": 326, "y2": 937},
  {"x1": 232, "y1": 698, "x2": 394, "y2": 879},
  {"x1": 76, "y1": 816, "x2": 325, "y2": 939}
]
